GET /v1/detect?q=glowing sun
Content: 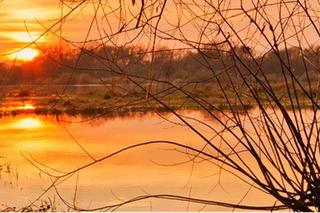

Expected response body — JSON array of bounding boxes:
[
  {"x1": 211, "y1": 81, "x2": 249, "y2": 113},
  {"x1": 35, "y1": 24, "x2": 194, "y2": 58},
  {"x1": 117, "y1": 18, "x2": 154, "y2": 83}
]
[{"x1": 10, "y1": 48, "x2": 39, "y2": 61}]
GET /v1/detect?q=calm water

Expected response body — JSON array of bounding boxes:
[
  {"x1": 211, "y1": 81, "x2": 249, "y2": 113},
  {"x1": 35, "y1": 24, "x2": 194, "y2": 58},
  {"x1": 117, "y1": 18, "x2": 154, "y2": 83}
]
[{"x1": 0, "y1": 111, "x2": 275, "y2": 211}]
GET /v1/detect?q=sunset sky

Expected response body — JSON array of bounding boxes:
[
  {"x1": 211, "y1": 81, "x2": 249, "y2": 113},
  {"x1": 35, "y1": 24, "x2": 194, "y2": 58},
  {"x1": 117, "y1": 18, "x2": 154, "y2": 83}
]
[
  {"x1": 0, "y1": 0, "x2": 157, "y2": 62},
  {"x1": 1, "y1": 0, "x2": 319, "y2": 62},
  {"x1": 0, "y1": 0, "x2": 56, "y2": 58},
  {"x1": 0, "y1": 0, "x2": 95, "y2": 62}
]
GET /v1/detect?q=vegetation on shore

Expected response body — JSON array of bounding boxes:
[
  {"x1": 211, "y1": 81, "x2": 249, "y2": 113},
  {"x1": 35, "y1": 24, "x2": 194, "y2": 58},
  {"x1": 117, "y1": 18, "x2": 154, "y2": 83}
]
[
  {"x1": 0, "y1": 80, "x2": 316, "y2": 117},
  {"x1": 0, "y1": 45, "x2": 318, "y2": 116}
]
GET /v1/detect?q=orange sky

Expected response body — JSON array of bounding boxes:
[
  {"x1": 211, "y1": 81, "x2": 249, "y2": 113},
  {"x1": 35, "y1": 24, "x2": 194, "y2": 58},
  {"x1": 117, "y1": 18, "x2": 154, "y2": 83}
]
[
  {"x1": 0, "y1": 0, "x2": 149, "y2": 62},
  {"x1": 0, "y1": 1, "x2": 58, "y2": 53},
  {"x1": 0, "y1": 0, "x2": 319, "y2": 62},
  {"x1": 0, "y1": 0, "x2": 150, "y2": 62},
  {"x1": 0, "y1": 0, "x2": 93, "y2": 62}
]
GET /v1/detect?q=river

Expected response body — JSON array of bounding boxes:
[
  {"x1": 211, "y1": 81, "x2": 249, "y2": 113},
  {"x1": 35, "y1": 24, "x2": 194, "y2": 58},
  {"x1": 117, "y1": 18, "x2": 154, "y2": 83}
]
[{"x1": 0, "y1": 110, "x2": 279, "y2": 211}]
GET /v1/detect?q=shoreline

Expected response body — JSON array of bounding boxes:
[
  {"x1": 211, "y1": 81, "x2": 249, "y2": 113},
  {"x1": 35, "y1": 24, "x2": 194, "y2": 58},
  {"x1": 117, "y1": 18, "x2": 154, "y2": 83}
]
[{"x1": 0, "y1": 101, "x2": 315, "y2": 118}]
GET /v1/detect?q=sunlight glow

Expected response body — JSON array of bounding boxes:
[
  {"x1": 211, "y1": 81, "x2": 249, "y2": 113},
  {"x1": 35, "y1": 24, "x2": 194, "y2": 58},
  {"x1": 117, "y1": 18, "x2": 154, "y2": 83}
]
[
  {"x1": 14, "y1": 118, "x2": 42, "y2": 129},
  {"x1": 10, "y1": 48, "x2": 39, "y2": 61},
  {"x1": 11, "y1": 8, "x2": 56, "y2": 21},
  {"x1": 9, "y1": 32, "x2": 44, "y2": 43},
  {"x1": 18, "y1": 103, "x2": 36, "y2": 111}
]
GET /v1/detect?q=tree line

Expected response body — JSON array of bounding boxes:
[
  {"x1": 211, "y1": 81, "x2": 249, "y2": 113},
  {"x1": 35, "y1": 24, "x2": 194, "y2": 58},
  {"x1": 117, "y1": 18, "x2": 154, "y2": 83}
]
[{"x1": 1, "y1": 45, "x2": 319, "y2": 85}]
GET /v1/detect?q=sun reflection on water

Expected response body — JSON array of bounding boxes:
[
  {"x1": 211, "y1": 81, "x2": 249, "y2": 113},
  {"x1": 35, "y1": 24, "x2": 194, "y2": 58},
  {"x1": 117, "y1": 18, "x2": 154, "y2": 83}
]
[
  {"x1": 0, "y1": 102, "x2": 36, "y2": 113},
  {"x1": 17, "y1": 103, "x2": 36, "y2": 111},
  {"x1": 13, "y1": 117, "x2": 42, "y2": 129}
]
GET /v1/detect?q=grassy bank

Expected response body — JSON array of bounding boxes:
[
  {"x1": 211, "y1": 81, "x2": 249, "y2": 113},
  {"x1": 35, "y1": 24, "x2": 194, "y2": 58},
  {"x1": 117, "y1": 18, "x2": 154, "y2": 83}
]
[{"x1": 0, "y1": 83, "x2": 316, "y2": 116}]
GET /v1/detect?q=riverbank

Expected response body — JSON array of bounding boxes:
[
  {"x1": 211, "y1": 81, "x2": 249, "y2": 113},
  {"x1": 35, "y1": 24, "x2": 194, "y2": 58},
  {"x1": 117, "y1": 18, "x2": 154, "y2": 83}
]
[{"x1": 0, "y1": 84, "x2": 316, "y2": 116}]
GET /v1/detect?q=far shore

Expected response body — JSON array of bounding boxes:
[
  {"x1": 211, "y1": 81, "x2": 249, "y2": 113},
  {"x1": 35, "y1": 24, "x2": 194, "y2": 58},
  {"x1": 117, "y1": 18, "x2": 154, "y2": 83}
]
[{"x1": 0, "y1": 83, "x2": 316, "y2": 117}]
